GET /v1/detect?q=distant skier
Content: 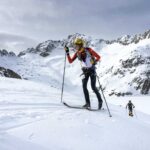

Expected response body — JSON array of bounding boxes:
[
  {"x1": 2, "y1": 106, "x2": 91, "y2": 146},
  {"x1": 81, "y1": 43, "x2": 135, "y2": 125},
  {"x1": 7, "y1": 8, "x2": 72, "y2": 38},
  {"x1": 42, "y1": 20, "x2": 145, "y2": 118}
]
[
  {"x1": 64, "y1": 38, "x2": 103, "y2": 109},
  {"x1": 126, "y1": 100, "x2": 135, "y2": 117}
]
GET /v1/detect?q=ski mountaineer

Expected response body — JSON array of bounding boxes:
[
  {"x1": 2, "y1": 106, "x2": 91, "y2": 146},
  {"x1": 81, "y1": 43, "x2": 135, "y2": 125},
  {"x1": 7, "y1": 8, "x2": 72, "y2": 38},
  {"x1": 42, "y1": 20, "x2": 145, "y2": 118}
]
[
  {"x1": 126, "y1": 100, "x2": 135, "y2": 117},
  {"x1": 64, "y1": 38, "x2": 103, "y2": 109}
]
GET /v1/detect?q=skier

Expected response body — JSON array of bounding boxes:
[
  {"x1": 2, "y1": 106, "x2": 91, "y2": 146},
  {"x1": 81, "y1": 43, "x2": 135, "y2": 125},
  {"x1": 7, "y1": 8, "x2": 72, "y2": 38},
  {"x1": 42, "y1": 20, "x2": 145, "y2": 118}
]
[
  {"x1": 64, "y1": 38, "x2": 103, "y2": 109},
  {"x1": 126, "y1": 100, "x2": 135, "y2": 117}
]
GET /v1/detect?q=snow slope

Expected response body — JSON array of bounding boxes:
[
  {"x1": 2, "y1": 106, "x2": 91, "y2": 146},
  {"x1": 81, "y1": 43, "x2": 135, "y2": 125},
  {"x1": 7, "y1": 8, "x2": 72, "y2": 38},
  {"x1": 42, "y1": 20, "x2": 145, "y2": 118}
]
[
  {"x1": 0, "y1": 30, "x2": 150, "y2": 150},
  {"x1": 98, "y1": 38, "x2": 150, "y2": 96},
  {"x1": 0, "y1": 77, "x2": 150, "y2": 150}
]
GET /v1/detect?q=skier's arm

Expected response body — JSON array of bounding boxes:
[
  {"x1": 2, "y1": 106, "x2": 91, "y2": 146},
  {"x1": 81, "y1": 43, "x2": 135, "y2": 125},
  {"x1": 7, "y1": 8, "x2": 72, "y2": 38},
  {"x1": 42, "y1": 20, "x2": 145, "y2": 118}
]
[
  {"x1": 64, "y1": 46, "x2": 77, "y2": 63},
  {"x1": 89, "y1": 48, "x2": 101, "y2": 62},
  {"x1": 67, "y1": 53, "x2": 77, "y2": 63}
]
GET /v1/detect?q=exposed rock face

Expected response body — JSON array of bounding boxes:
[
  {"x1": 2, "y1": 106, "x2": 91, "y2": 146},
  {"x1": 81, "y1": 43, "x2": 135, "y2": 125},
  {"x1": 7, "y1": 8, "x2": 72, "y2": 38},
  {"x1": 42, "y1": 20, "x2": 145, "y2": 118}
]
[
  {"x1": 18, "y1": 40, "x2": 62, "y2": 57},
  {"x1": 102, "y1": 48, "x2": 150, "y2": 96},
  {"x1": 0, "y1": 66, "x2": 21, "y2": 79},
  {"x1": 40, "y1": 52, "x2": 50, "y2": 57},
  {"x1": 18, "y1": 52, "x2": 26, "y2": 57},
  {"x1": 18, "y1": 30, "x2": 150, "y2": 57},
  {"x1": 120, "y1": 56, "x2": 147, "y2": 68},
  {"x1": 0, "y1": 49, "x2": 16, "y2": 57},
  {"x1": 116, "y1": 30, "x2": 150, "y2": 45},
  {"x1": 109, "y1": 91, "x2": 132, "y2": 97},
  {"x1": 142, "y1": 79, "x2": 150, "y2": 94}
]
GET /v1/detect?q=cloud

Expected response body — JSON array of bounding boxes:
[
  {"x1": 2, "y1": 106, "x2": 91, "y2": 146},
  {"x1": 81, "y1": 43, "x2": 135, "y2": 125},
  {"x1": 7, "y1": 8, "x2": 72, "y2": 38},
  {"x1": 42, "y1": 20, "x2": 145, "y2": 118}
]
[
  {"x1": 0, "y1": 0, "x2": 150, "y2": 51},
  {"x1": 0, "y1": 33, "x2": 38, "y2": 54}
]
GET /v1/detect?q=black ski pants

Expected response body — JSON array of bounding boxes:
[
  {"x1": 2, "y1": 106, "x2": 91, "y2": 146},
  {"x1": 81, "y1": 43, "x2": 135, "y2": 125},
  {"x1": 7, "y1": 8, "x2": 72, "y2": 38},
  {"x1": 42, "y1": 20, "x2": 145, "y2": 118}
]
[{"x1": 82, "y1": 68, "x2": 103, "y2": 105}]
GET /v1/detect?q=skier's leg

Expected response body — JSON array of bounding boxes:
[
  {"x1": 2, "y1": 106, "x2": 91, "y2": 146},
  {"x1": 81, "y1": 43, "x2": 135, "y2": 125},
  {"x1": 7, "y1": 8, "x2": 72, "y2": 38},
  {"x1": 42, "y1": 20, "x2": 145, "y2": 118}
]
[
  {"x1": 90, "y1": 73, "x2": 103, "y2": 108},
  {"x1": 82, "y1": 74, "x2": 90, "y2": 106},
  {"x1": 130, "y1": 108, "x2": 133, "y2": 116},
  {"x1": 129, "y1": 108, "x2": 133, "y2": 116},
  {"x1": 129, "y1": 110, "x2": 131, "y2": 116}
]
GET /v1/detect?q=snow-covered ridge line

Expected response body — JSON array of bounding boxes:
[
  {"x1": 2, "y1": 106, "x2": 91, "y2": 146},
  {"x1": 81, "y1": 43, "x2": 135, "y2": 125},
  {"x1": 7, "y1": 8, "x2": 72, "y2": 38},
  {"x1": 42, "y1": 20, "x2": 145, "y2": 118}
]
[
  {"x1": 0, "y1": 30, "x2": 149, "y2": 96},
  {"x1": 18, "y1": 29, "x2": 150, "y2": 57}
]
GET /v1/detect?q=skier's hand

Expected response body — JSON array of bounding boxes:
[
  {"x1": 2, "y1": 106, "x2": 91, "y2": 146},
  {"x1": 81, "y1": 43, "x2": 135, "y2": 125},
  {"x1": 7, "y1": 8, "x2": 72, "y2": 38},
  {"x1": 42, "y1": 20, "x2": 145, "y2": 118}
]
[
  {"x1": 64, "y1": 46, "x2": 69, "y2": 54},
  {"x1": 94, "y1": 60, "x2": 97, "y2": 65}
]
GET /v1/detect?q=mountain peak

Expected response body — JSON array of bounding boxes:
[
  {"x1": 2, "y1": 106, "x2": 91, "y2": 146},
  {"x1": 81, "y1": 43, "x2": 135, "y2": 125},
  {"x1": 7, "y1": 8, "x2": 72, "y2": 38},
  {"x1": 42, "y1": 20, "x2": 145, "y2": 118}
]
[
  {"x1": 67, "y1": 33, "x2": 86, "y2": 39},
  {"x1": 0, "y1": 49, "x2": 16, "y2": 57},
  {"x1": 116, "y1": 29, "x2": 150, "y2": 45},
  {"x1": 18, "y1": 29, "x2": 150, "y2": 57}
]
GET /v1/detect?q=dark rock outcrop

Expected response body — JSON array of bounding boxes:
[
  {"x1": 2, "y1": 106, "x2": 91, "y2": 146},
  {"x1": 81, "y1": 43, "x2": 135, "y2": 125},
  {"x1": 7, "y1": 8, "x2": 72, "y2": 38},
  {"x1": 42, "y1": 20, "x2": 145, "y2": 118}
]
[
  {"x1": 18, "y1": 40, "x2": 62, "y2": 57},
  {"x1": 109, "y1": 91, "x2": 132, "y2": 96},
  {"x1": 0, "y1": 66, "x2": 21, "y2": 79},
  {"x1": 40, "y1": 52, "x2": 50, "y2": 57},
  {"x1": 0, "y1": 49, "x2": 16, "y2": 57}
]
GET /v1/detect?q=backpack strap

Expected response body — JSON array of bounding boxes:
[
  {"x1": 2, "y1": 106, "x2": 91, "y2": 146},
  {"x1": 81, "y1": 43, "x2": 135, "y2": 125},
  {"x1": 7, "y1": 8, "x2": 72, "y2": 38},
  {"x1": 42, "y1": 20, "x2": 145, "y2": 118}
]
[{"x1": 85, "y1": 47, "x2": 96, "y2": 65}]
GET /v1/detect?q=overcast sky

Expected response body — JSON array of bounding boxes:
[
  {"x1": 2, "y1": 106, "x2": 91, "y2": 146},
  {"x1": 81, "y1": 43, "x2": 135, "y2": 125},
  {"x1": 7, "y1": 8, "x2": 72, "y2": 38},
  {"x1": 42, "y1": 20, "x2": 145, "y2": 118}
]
[{"x1": 0, "y1": 0, "x2": 150, "y2": 53}]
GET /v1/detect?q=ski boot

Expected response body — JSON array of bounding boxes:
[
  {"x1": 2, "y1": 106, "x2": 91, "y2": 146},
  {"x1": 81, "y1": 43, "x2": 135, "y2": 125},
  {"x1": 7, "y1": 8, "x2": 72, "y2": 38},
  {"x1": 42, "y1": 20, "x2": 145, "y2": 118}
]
[
  {"x1": 129, "y1": 112, "x2": 133, "y2": 117},
  {"x1": 82, "y1": 103, "x2": 91, "y2": 109}
]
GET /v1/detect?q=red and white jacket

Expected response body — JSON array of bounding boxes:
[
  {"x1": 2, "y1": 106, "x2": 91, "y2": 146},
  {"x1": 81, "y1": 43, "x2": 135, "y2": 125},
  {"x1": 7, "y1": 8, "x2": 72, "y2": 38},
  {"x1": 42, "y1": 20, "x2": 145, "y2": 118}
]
[{"x1": 67, "y1": 47, "x2": 101, "y2": 68}]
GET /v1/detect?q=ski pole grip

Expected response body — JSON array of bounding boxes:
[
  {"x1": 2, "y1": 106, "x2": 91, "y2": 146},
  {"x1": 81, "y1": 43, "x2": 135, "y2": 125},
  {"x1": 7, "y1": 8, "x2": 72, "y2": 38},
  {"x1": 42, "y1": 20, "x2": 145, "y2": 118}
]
[{"x1": 64, "y1": 45, "x2": 69, "y2": 54}]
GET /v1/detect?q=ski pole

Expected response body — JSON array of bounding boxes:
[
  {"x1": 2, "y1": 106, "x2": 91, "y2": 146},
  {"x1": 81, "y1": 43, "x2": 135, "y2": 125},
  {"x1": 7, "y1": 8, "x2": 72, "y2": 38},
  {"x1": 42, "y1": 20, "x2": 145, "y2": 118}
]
[
  {"x1": 97, "y1": 76, "x2": 112, "y2": 117},
  {"x1": 99, "y1": 85, "x2": 112, "y2": 117},
  {"x1": 96, "y1": 75, "x2": 101, "y2": 91},
  {"x1": 133, "y1": 109, "x2": 137, "y2": 118},
  {"x1": 61, "y1": 51, "x2": 67, "y2": 103}
]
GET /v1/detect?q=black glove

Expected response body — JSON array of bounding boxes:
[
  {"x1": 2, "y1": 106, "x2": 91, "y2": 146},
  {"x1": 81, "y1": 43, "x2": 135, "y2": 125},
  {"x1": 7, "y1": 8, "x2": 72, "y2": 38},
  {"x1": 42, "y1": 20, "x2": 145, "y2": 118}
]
[{"x1": 64, "y1": 46, "x2": 69, "y2": 55}]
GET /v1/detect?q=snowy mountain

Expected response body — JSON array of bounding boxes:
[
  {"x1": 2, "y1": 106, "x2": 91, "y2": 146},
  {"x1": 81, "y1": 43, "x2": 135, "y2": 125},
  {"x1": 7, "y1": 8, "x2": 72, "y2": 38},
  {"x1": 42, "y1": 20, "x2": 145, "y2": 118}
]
[
  {"x1": 0, "y1": 30, "x2": 149, "y2": 96},
  {"x1": 18, "y1": 40, "x2": 62, "y2": 57},
  {"x1": 0, "y1": 49, "x2": 21, "y2": 78},
  {"x1": 116, "y1": 30, "x2": 150, "y2": 45},
  {"x1": 15, "y1": 30, "x2": 150, "y2": 96},
  {"x1": 0, "y1": 30, "x2": 150, "y2": 150}
]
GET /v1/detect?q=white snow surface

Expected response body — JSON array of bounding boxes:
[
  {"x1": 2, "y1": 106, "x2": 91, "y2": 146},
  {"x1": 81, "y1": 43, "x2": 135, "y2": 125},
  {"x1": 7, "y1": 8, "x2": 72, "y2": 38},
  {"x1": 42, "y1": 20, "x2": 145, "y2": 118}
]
[
  {"x1": 0, "y1": 77, "x2": 150, "y2": 150},
  {"x1": 0, "y1": 37, "x2": 150, "y2": 150}
]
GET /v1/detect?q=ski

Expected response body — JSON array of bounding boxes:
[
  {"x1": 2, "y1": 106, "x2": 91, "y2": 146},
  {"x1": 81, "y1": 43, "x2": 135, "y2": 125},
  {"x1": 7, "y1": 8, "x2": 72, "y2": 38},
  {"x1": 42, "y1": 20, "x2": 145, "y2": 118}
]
[{"x1": 63, "y1": 102, "x2": 103, "y2": 111}]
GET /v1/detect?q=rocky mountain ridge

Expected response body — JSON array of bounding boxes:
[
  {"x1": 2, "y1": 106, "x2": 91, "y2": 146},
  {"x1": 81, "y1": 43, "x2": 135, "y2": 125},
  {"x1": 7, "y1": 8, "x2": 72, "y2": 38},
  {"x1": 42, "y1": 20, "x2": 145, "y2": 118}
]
[
  {"x1": 18, "y1": 30, "x2": 150, "y2": 57},
  {"x1": 0, "y1": 30, "x2": 149, "y2": 96}
]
